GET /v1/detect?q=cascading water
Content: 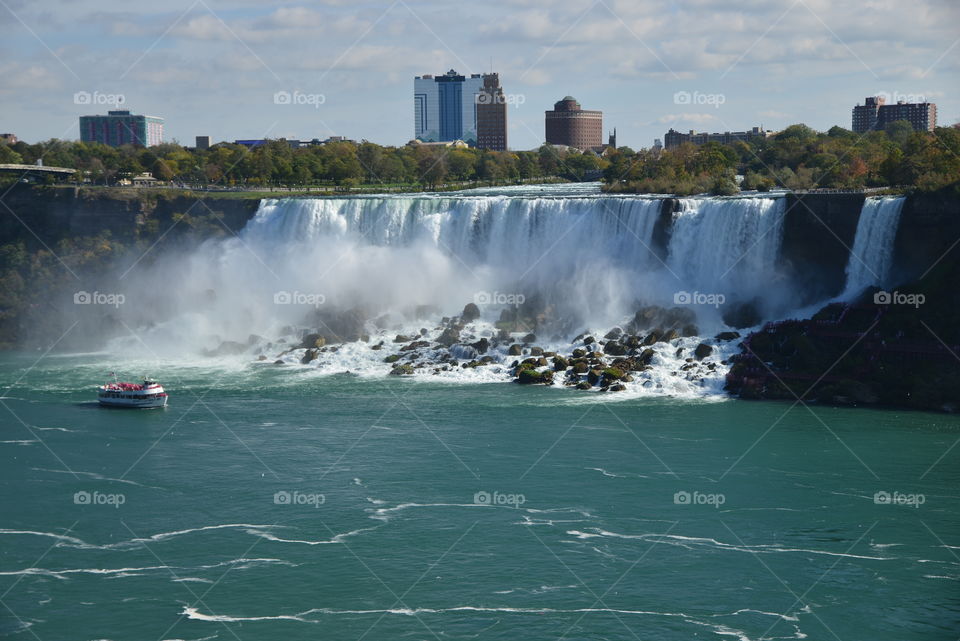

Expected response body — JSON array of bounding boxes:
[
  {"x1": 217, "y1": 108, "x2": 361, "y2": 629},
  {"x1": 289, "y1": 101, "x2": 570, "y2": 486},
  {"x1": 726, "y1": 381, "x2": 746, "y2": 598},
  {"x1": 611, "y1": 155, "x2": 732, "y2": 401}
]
[
  {"x1": 101, "y1": 187, "x2": 796, "y2": 397},
  {"x1": 842, "y1": 196, "x2": 906, "y2": 298},
  {"x1": 667, "y1": 196, "x2": 787, "y2": 313}
]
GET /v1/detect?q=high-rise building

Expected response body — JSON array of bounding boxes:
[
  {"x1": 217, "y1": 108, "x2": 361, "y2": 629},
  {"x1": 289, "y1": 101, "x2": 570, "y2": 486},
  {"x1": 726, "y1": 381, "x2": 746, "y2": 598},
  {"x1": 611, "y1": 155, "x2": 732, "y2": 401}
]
[
  {"x1": 851, "y1": 96, "x2": 937, "y2": 133},
  {"x1": 544, "y1": 96, "x2": 602, "y2": 151},
  {"x1": 414, "y1": 69, "x2": 484, "y2": 145},
  {"x1": 476, "y1": 73, "x2": 508, "y2": 151},
  {"x1": 195, "y1": 135, "x2": 211, "y2": 150},
  {"x1": 79, "y1": 110, "x2": 163, "y2": 147},
  {"x1": 663, "y1": 126, "x2": 772, "y2": 149}
]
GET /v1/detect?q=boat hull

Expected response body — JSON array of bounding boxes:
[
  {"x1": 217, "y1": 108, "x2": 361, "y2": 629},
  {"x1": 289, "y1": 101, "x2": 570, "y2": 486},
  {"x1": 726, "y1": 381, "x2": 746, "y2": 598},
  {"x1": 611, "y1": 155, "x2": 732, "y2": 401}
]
[{"x1": 98, "y1": 395, "x2": 168, "y2": 409}]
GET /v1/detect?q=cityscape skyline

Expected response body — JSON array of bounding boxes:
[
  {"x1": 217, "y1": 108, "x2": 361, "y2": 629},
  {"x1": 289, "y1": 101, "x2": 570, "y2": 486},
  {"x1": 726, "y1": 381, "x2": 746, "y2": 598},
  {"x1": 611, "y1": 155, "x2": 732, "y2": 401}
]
[{"x1": 1, "y1": 1, "x2": 957, "y2": 150}]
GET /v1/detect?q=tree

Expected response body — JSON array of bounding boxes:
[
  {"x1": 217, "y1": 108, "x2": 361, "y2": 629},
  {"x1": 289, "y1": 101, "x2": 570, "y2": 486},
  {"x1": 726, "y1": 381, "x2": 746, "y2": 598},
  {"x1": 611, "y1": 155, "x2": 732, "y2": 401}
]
[{"x1": 152, "y1": 159, "x2": 174, "y2": 181}]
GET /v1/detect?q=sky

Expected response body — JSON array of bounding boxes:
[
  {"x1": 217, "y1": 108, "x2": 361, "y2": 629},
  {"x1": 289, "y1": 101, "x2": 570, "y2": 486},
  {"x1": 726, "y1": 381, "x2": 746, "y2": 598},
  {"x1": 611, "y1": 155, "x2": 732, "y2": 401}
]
[{"x1": 1, "y1": 0, "x2": 957, "y2": 150}]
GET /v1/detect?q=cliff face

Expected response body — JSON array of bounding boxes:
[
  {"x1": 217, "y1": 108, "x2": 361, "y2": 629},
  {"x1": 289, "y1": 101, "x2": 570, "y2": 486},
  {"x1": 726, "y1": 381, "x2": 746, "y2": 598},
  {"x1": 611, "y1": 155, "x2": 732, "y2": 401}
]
[
  {"x1": 894, "y1": 188, "x2": 960, "y2": 284},
  {"x1": 0, "y1": 185, "x2": 261, "y2": 246},
  {"x1": 778, "y1": 193, "x2": 866, "y2": 304}
]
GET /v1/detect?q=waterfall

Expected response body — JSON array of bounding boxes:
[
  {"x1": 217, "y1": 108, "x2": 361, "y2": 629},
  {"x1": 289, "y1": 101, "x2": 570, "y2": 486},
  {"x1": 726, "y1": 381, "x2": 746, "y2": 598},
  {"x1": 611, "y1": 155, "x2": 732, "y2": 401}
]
[
  {"x1": 842, "y1": 196, "x2": 905, "y2": 298},
  {"x1": 107, "y1": 189, "x2": 797, "y2": 356},
  {"x1": 666, "y1": 197, "x2": 786, "y2": 304}
]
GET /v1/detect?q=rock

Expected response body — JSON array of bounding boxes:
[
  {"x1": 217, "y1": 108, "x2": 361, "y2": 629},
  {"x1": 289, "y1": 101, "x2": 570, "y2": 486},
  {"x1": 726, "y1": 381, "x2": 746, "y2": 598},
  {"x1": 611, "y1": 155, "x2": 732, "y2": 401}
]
[
  {"x1": 587, "y1": 369, "x2": 602, "y2": 385},
  {"x1": 470, "y1": 337, "x2": 490, "y2": 354},
  {"x1": 603, "y1": 342, "x2": 627, "y2": 356},
  {"x1": 681, "y1": 324, "x2": 699, "y2": 337},
  {"x1": 437, "y1": 328, "x2": 461, "y2": 347},
  {"x1": 624, "y1": 335, "x2": 642, "y2": 348},
  {"x1": 390, "y1": 364, "x2": 415, "y2": 376},
  {"x1": 637, "y1": 348, "x2": 656, "y2": 366},
  {"x1": 604, "y1": 327, "x2": 623, "y2": 340},
  {"x1": 694, "y1": 343, "x2": 713, "y2": 360},
  {"x1": 370, "y1": 343, "x2": 383, "y2": 351},
  {"x1": 461, "y1": 303, "x2": 481, "y2": 322},
  {"x1": 662, "y1": 329, "x2": 680, "y2": 342},
  {"x1": 722, "y1": 300, "x2": 762, "y2": 329},
  {"x1": 572, "y1": 361, "x2": 589, "y2": 374},
  {"x1": 572, "y1": 348, "x2": 586, "y2": 358},
  {"x1": 583, "y1": 336, "x2": 596, "y2": 345},
  {"x1": 299, "y1": 333, "x2": 326, "y2": 349},
  {"x1": 508, "y1": 344, "x2": 523, "y2": 356},
  {"x1": 553, "y1": 356, "x2": 569, "y2": 370},
  {"x1": 273, "y1": 359, "x2": 285, "y2": 365},
  {"x1": 608, "y1": 383, "x2": 627, "y2": 392},
  {"x1": 517, "y1": 368, "x2": 553, "y2": 385},
  {"x1": 522, "y1": 333, "x2": 537, "y2": 344},
  {"x1": 400, "y1": 340, "x2": 431, "y2": 351},
  {"x1": 384, "y1": 354, "x2": 401, "y2": 363},
  {"x1": 301, "y1": 349, "x2": 318, "y2": 364},
  {"x1": 530, "y1": 346, "x2": 544, "y2": 356},
  {"x1": 602, "y1": 367, "x2": 625, "y2": 382},
  {"x1": 576, "y1": 381, "x2": 593, "y2": 390},
  {"x1": 643, "y1": 331, "x2": 661, "y2": 346},
  {"x1": 715, "y1": 331, "x2": 741, "y2": 341},
  {"x1": 394, "y1": 334, "x2": 413, "y2": 343},
  {"x1": 675, "y1": 348, "x2": 684, "y2": 358},
  {"x1": 257, "y1": 355, "x2": 267, "y2": 361}
]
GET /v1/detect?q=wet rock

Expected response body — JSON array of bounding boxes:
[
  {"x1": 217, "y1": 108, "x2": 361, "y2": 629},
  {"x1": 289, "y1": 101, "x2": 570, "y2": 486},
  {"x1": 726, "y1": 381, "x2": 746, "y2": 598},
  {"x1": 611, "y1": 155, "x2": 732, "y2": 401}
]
[
  {"x1": 715, "y1": 331, "x2": 741, "y2": 341},
  {"x1": 583, "y1": 336, "x2": 596, "y2": 345},
  {"x1": 603, "y1": 342, "x2": 627, "y2": 356},
  {"x1": 470, "y1": 337, "x2": 490, "y2": 354},
  {"x1": 394, "y1": 334, "x2": 413, "y2": 343},
  {"x1": 694, "y1": 343, "x2": 713, "y2": 360},
  {"x1": 301, "y1": 349, "x2": 319, "y2": 364},
  {"x1": 400, "y1": 340, "x2": 431, "y2": 351},
  {"x1": 604, "y1": 327, "x2": 623, "y2": 340},
  {"x1": 553, "y1": 356, "x2": 569, "y2": 370},
  {"x1": 722, "y1": 300, "x2": 762, "y2": 329},
  {"x1": 461, "y1": 303, "x2": 481, "y2": 322},
  {"x1": 508, "y1": 344, "x2": 523, "y2": 356},
  {"x1": 608, "y1": 383, "x2": 627, "y2": 392},
  {"x1": 517, "y1": 369, "x2": 554, "y2": 385},
  {"x1": 572, "y1": 348, "x2": 587, "y2": 358},
  {"x1": 390, "y1": 364, "x2": 415, "y2": 376},
  {"x1": 530, "y1": 346, "x2": 544, "y2": 356},
  {"x1": 437, "y1": 328, "x2": 461, "y2": 347},
  {"x1": 522, "y1": 333, "x2": 537, "y2": 344},
  {"x1": 576, "y1": 381, "x2": 593, "y2": 390},
  {"x1": 384, "y1": 354, "x2": 401, "y2": 363}
]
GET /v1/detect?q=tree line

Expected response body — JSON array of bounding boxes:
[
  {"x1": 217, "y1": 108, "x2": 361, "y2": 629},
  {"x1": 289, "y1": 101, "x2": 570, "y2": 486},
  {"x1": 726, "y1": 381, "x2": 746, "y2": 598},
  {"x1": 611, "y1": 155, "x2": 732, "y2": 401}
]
[
  {"x1": 0, "y1": 138, "x2": 606, "y2": 189},
  {"x1": 603, "y1": 122, "x2": 960, "y2": 195}
]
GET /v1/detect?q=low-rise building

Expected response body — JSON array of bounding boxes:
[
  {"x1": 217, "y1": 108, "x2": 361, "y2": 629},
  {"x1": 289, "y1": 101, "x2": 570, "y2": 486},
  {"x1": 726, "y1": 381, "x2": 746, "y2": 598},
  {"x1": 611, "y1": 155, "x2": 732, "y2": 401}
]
[{"x1": 663, "y1": 126, "x2": 772, "y2": 149}]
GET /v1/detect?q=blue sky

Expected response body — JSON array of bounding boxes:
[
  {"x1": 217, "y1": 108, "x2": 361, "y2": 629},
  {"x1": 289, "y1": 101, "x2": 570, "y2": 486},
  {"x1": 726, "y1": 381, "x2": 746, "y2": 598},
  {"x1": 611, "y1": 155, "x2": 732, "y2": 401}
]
[{"x1": 1, "y1": 0, "x2": 957, "y2": 150}]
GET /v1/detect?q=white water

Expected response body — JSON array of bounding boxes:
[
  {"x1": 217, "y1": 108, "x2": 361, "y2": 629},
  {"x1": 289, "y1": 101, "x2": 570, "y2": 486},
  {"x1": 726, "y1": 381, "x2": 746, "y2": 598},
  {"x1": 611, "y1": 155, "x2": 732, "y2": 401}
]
[
  {"x1": 97, "y1": 187, "x2": 796, "y2": 396},
  {"x1": 667, "y1": 197, "x2": 787, "y2": 308},
  {"x1": 842, "y1": 196, "x2": 905, "y2": 298}
]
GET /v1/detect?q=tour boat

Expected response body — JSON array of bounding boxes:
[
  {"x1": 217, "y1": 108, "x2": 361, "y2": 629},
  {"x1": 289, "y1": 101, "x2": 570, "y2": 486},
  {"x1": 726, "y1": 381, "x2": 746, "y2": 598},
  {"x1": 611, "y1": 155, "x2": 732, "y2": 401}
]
[{"x1": 97, "y1": 376, "x2": 168, "y2": 408}]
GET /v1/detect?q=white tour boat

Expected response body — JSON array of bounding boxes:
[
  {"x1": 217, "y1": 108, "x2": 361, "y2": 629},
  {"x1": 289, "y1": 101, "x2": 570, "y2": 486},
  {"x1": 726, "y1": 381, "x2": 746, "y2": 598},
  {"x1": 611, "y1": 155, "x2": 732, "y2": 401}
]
[{"x1": 97, "y1": 376, "x2": 168, "y2": 408}]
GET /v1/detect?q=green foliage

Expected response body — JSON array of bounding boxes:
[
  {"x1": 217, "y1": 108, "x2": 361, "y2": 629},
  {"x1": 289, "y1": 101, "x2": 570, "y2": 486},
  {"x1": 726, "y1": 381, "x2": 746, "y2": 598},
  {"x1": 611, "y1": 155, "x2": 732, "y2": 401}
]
[
  {"x1": 604, "y1": 125, "x2": 960, "y2": 195},
  {"x1": 8, "y1": 138, "x2": 583, "y2": 189}
]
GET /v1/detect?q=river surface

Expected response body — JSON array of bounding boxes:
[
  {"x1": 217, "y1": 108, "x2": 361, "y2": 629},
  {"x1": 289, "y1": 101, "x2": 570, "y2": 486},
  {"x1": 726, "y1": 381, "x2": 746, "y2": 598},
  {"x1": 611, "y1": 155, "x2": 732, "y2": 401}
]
[{"x1": 1, "y1": 354, "x2": 958, "y2": 640}]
